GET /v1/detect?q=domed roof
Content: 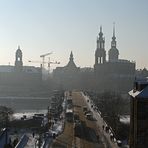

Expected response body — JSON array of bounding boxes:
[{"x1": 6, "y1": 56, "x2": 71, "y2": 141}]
[
  {"x1": 66, "y1": 51, "x2": 77, "y2": 69},
  {"x1": 16, "y1": 46, "x2": 22, "y2": 53},
  {"x1": 109, "y1": 47, "x2": 119, "y2": 55}
]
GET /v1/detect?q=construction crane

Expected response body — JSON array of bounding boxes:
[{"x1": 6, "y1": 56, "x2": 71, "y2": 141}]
[
  {"x1": 28, "y1": 59, "x2": 60, "y2": 73},
  {"x1": 48, "y1": 57, "x2": 60, "y2": 73},
  {"x1": 28, "y1": 60, "x2": 42, "y2": 64},
  {"x1": 40, "y1": 52, "x2": 53, "y2": 69}
]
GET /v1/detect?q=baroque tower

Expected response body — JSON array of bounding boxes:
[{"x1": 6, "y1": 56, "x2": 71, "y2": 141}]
[
  {"x1": 66, "y1": 51, "x2": 77, "y2": 70},
  {"x1": 108, "y1": 24, "x2": 119, "y2": 62},
  {"x1": 15, "y1": 46, "x2": 23, "y2": 72},
  {"x1": 95, "y1": 26, "x2": 106, "y2": 65}
]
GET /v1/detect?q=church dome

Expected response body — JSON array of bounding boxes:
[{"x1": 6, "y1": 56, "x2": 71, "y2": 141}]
[
  {"x1": 108, "y1": 47, "x2": 119, "y2": 62},
  {"x1": 16, "y1": 48, "x2": 22, "y2": 52},
  {"x1": 109, "y1": 47, "x2": 119, "y2": 55},
  {"x1": 66, "y1": 51, "x2": 77, "y2": 69}
]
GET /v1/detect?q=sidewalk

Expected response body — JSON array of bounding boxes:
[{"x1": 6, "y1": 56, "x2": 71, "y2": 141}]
[{"x1": 82, "y1": 92, "x2": 119, "y2": 148}]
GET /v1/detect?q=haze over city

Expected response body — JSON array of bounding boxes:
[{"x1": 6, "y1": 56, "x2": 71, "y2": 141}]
[
  {"x1": 0, "y1": 0, "x2": 147, "y2": 69},
  {"x1": 1, "y1": 1, "x2": 148, "y2": 147}
]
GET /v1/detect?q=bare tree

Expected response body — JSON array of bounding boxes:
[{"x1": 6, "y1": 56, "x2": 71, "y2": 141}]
[
  {"x1": 0, "y1": 106, "x2": 13, "y2": 127},
  {"x1": 96, "y1": 92, "x2": 127, "y2": 133}
]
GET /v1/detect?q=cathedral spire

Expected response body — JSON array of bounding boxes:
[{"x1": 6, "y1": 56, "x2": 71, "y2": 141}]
[
  {"x1": 108, "y1": 23, "x2": 119, "y2": 62},
  {"x1": 113, "y1": 22, "x2": 115, "y2": 38},
  {"x1": 111, "y1": 23, "x2": 116, "y2": 48}
]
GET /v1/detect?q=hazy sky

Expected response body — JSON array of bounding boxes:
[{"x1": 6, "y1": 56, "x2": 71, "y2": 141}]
[{"x1": 0, "y1": 0, "x2": 148, "y2": 70}]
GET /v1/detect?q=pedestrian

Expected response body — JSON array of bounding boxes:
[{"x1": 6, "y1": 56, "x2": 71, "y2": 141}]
[
  {"x1": 102, "y1": 125, "x2": 104, "y2": 130},
  {"x1": 13, "y1": 138, "x2": 18, "y2": 147},
  {"x1": 105, "y1": 126, "x2": 109, "y2": 133},
  {"x1": 110, "y1": 133, "x2": 114, "y2": 141},
  {"x1": 32, "y1": 132, "x2": 35, "y2": 138}
]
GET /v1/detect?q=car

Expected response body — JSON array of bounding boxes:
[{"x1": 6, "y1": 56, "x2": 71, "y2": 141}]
[
  {"x1": 48, "y1": 130, "x2": 58, "y2": 138},
  {"x1": 117, "y1": 140, "x2": 122, "y2": 147},
  {"x1": 84, "y1": 110, "x2": 91, "y2": 115},
  {"x1": 86, "y1": 113, "x2": 93, "y2": 120}
]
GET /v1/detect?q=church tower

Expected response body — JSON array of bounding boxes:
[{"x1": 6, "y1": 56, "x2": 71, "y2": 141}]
[
  {"x1": 15, "y1": 46, "x2": 23, "y2": 72},
  {"x1": 108, "y1": 24, "x2": 119, "y2": 62},
  {"x1": 95, "y1": 26, "x2": 106, "y2": 65},
  {"x1": 66, "y1": 51, "x2": 77, "y2": 70}
]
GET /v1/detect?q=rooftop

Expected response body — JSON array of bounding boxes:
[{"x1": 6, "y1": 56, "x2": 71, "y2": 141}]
[{"x1": 129, "y1": 79, "x2": 148, "y2": 98}]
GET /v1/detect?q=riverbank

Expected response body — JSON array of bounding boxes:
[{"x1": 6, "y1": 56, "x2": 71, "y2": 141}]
[
  {"x1": 0, "y1": 85, "x2": 52, "y2": 97},
  {"x1": 0, "y1": 97, "x2": 51, "y2": 113}
]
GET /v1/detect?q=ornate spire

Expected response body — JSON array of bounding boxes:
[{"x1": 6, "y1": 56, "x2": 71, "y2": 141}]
[
  {"x1": 113, "y1": 22, "x2": 115, "y2": 37},
  {"x1": 95, "y1": 25, "x2": 106, "y2": 64},
  {"x1": 111, "y1": 23, "x2": 116, "y2": 48},
  {"x1": 99, "y1": 25, "x2": 103, "y2": 37},
  {"x1": 70, "y1": 51, "x2": 73, "y2": 61},
  {"x1": 18, "y1": 45, "x2": 20, "y2": 50},
  {"x1": 109, "y1": 23, "x2": 119, "y2": 62},
  {"x1": 100, "y1": 25, "x2": 102, "y2": 32}
]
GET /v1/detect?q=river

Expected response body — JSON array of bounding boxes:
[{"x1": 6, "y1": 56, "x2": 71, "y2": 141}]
[{"x1": 0, "y1": 97, "x2": 51, "y2": 118}]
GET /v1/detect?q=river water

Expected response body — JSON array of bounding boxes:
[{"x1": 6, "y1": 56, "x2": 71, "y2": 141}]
[{"x1": 0, "y1": 97, "x2": 51, "y2": 118}]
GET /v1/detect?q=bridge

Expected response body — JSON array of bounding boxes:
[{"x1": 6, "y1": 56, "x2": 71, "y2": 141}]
[{"x1": 52, "y1": 91, "x2": 120, "y2": 148}]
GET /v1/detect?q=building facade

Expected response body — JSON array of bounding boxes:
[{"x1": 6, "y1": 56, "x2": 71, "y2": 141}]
[
  {"x1": 53, "y1": 51, "x2": 80, "y2": 90},
  {"x1": 94, "y1": 26, "x2": 135, "y2": 93},
  {"x1": 129, "y1": 79, "x2": 148, "y2": 148},
  {"x1": 0, "y1": 46, "x2": 42, "y2": 90}
]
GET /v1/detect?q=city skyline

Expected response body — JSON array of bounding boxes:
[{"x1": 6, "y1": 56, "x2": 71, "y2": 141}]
[{"x1": 0, "y1": 0, "x2": 148, "y2": 70}]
